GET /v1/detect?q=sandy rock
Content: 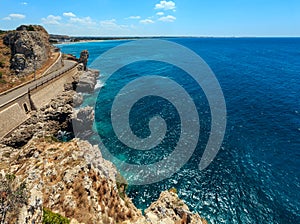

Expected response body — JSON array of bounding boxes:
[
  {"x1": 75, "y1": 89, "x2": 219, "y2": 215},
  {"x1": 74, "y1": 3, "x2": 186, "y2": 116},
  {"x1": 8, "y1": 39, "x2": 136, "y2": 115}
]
[{"x1": 0, "y1": 138, "x2": 146, "y2": 223}]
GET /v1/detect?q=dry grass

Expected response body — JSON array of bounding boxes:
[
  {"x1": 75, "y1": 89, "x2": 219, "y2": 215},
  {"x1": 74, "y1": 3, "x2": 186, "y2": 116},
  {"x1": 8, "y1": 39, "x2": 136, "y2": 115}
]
[{"x1": 0, "y1": 33, "x2": 60, "y2": 93}]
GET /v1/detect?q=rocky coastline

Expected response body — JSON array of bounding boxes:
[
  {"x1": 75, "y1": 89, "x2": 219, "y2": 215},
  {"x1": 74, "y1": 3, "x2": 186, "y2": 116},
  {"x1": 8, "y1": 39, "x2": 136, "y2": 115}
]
[{"x1": 0, "y1": 27, "x2": 208, "y2": 223}]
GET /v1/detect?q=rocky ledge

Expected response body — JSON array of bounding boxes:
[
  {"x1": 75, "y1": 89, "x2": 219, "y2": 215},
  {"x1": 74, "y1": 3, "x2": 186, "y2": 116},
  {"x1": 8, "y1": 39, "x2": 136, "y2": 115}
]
[{"x1": 0, "y1": 136, "x2": 207, "y2": 224}]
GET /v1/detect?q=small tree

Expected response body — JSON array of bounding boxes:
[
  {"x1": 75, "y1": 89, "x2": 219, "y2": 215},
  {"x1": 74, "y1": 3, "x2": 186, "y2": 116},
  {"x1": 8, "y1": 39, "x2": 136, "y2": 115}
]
[{"x1": 0, "y1": 174, "x2": 28, "y2": 224}]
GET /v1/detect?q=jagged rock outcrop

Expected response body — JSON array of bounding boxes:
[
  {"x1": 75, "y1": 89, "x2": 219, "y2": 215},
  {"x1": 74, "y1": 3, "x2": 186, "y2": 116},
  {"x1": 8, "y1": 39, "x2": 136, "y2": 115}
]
[
  {"x1": 74, "y1": 68, "x2": 99, "y2": 93},
  {"x1": 72, "y1": 106, "x2": 94, "y2": 139},
  {"x1": 3, "y1": 25, "x2": 51, "y2": 75},
  {"x1": 1, "y1": 91, "x2": 77, "y2": 148},
  {"x1": 0, "y1": 138, "x2": 146, "y2": 223},
  {"x1": 145, "y1": 190, "x2": 208, "y2": 224},
  {"x1": 79, "y1": 50, "x2": 89, "y2": 71},
  {"x1": 0, "y1": 138, "x2": 206, "y2": 224}
]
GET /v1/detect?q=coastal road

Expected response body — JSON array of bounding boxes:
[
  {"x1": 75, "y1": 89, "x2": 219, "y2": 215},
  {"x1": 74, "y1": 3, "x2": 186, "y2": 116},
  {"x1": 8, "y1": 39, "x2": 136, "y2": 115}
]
[{"x1": 0, "y1": 60, "x2": 77, "y2": 108}]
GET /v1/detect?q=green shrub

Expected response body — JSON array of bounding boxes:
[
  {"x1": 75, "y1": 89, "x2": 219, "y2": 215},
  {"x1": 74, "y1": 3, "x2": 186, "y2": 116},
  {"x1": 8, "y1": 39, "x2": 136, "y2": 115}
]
[
  {"x1": 169, "y1": 187, "x2": 178, "y2": 194},
  {"x1": 0, "y1": 61, "x2": 4, "y2": 68},
  {"x1": 43, "y1": 208, "x2": 70, "y2": 224},
  {"x1": 0, "y1": 71, "x2": 3, "y2": 78},
  {"x1": 44, "y1": 135, "x2": 60, "y2": 143},
  {"x1": 0, "y1": 173, "x2": 28, "y2": 223},
  {"x1": 27, "y1": 25, "x2": 35, "y2": 31},
  {"x1": 116, "y1": 172, "x2": 128, "y2": 200}
]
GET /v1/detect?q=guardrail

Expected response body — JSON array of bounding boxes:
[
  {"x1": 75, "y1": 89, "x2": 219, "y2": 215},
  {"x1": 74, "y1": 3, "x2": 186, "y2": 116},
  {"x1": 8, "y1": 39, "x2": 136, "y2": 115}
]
[
  {"x1": 0, "y1": 62, "x2": 77, "y2": 109},
  {"x1": 28, "y1": 63, "x2": 77, "y2": 92},
  {"x1": 0, "y1": 52, "x2": 62, "y2": 97}
]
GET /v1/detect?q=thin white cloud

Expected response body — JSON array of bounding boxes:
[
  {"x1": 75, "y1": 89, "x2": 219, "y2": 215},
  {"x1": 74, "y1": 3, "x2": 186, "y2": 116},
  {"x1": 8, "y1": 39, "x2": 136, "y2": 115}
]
[
  {"x1": 100, "y1": 19, "x2": 128, "y2": 31},
  {"x1": 140, "y1": 19, "x2": 154, "y2": 24},
  {"x1": 156, "y1": 12, "x2": 164, "y2": 16},
  {"x1": 69, "y1": 16, "x2": 96, "y2": 26},
  {"x1": 63, "y1": 12, "x2": 76, "y2": 17},
  {"x1": 127, "y1": 16, "x2": 141, "y2": 19},
  {"x1": 155, "y1": 1, "x2": 176, "y2": 11},
  {"x1": 2, "y1": 13, "x2": 26, "y2": 20},
  {"x1": 158, "y1": 15, "x2": 176, "y2": 22},
  {"x1": 41, "y1": 15, "x2": 61, "y2": 25},
  {"x1": 21, "y1": 2, "x2": 28, "y2": 5}
]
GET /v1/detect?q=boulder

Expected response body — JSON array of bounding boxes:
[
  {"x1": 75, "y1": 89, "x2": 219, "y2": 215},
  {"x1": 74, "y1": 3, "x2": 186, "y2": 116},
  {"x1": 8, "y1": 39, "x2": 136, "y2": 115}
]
[
  {"x1": 11, "y1": 53, "x2": 26, "y2": 74},
  {"x1": 145, "y1": 190, "x2": 208, "y2": 224},
  {"x1": 75, "y1": 70, "x2": 99, "y2": 93},
  {"x1": 72, "y1": 106, "x2": 94, "y2": 139}
]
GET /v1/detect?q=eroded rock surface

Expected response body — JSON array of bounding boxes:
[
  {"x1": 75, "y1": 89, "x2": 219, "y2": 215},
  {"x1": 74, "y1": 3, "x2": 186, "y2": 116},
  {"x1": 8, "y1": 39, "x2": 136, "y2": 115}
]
[
  {"x1": 3, "y1": 25, "x2": 51, "y2": 75},
  {"x1": 145, "y1": 190, "x2": 208, "y2": 224},
  {"x1": 75, "y1": 69, "x2": 99, "y2": 93},
  {"x1": 1, "y1": 91, "x2": 76, "y2": 148}
]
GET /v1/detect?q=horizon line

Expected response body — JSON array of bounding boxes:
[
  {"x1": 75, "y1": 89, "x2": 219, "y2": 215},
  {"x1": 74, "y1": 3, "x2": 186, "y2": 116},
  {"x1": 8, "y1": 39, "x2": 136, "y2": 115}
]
[{"x1": 53, "y1": 35, "x2": 300, "y2": 38}]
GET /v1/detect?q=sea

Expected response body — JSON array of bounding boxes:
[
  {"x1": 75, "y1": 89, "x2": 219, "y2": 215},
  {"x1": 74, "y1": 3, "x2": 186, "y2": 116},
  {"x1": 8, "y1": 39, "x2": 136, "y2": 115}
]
[{"x1": 57, "y1": 38, "x2": 300, "y2": 224}]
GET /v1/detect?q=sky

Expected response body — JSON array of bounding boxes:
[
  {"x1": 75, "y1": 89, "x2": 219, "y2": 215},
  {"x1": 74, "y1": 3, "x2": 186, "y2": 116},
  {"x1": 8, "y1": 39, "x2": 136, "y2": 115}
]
[{"x1": 0, "y1": 0, "x2": 299, "y2": 36}]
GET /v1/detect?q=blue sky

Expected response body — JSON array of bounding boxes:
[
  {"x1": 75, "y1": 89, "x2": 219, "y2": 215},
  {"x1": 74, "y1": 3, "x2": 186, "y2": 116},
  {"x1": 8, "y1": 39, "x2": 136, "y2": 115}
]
[{"x1": 0, "y1": 0, "x2": 299, "y2": 36}]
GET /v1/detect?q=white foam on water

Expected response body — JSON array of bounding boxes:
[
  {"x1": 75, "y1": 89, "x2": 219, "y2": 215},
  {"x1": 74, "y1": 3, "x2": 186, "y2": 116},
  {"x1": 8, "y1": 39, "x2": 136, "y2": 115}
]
[{"x1": 95, "y1": 79, "x2": 105, "y2": 89}]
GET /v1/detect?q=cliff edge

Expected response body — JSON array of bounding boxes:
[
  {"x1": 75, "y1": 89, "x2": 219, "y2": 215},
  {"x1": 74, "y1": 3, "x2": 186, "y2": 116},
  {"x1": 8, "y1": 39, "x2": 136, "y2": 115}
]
[{"x1": 0, "y1": 89, "x2": 207, "y2": 224}]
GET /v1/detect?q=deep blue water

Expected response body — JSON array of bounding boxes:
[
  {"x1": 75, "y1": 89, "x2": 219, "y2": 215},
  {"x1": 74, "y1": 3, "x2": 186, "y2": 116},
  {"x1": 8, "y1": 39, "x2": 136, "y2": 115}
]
[{"x1": 58, "y1": 38, "x2": 300, "y2": 224}]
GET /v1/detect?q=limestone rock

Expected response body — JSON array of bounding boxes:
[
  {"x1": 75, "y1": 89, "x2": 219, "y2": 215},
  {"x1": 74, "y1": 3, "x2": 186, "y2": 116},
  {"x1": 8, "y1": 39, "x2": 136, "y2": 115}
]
[
  {"x1": 75, "y1": 70, "x2": 99, "y2": 93},
  {"x1": 72, "y1": 106, "x2": 94, "y2": 139},
  {"x1": 145, "y1": 190, "x2": 208, "y2": 224},
  {"x1": 0, "y1": 138, "x2": 208, "y2": 224},
  {"x1": 73, "y1": 92, "x2": 84, "y2": 107},
  {"x1": 0, "y1": 138, "x2": 146, "y2": 223},
  {"x1": 79, "y1": 50, "x2": 89, "y2": 71},
  {"x1": 11, "y1": 53, "x2": 26, "y2": 73},
  {"x1": 0, "y1": 91, "x2": 81, "y2": 148},
  {"x1": 3, "y1": 25, "x2": 51, "y2": 75}
]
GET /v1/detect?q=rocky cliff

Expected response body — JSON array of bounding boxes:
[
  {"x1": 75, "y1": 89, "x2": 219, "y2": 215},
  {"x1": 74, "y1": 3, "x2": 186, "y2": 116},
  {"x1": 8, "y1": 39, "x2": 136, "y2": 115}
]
[
  {"x1": 0, "y1": 137, "x2": 207, "y2": 224},
  {"x1": 0, "y1": 87, "x2": 207, "y2": 223},
  {"x1": 0, "y1": 45, "x2": 207, "y2": 223},
  {"x1": 3, "y1": 25, "x2": 52, "y2": 75}
]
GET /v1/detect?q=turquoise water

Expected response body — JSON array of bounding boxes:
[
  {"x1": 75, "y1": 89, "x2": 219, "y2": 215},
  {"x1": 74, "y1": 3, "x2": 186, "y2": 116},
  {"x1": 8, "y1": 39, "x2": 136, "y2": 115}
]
[{"x1": 58, "y1": 38, "x2": 300, "y2": 223}]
